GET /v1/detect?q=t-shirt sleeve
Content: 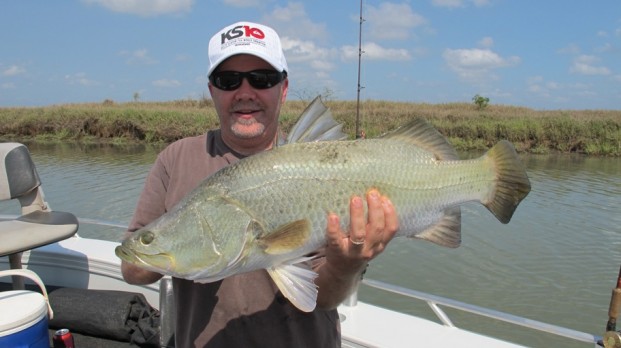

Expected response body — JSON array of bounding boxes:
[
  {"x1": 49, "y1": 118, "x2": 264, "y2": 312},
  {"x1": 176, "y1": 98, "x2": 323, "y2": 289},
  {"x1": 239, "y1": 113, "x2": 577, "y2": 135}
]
[{"x1": 126, "y1": 153, "x2": 170, "y2": 233}]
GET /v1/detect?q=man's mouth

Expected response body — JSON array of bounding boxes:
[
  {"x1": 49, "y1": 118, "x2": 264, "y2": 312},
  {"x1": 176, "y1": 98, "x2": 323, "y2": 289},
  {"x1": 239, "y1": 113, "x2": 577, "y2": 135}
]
[
  {"x1": 231, "y1": 102, "x2": 262, "y2": 115},
  {"x1": 235, "y1": 109, "x2": 257, "y2": 115}
]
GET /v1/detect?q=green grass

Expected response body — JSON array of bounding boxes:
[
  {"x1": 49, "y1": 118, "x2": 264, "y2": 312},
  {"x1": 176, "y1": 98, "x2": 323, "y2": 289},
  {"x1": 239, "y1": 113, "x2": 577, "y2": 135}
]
[{"x1": 1, "y1": 99, "x2": 619, "y2": 156}]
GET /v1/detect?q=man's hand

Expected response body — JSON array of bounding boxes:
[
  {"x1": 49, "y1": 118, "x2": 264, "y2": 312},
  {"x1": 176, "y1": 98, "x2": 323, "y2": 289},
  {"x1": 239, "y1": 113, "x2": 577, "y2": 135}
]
[{"x1": 315, "y1": 189, "x2": 399, "y2": 309}]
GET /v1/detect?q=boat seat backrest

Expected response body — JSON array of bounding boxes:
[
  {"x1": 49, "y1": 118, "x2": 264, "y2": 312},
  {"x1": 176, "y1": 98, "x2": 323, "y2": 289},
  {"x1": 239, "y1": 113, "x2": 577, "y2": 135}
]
[
  {"x1": 0, "y1": 142, "x2": 49, "y2": 214},
  {"x1": 0, "y1": 143, "x2": 41, "y2": 200}
]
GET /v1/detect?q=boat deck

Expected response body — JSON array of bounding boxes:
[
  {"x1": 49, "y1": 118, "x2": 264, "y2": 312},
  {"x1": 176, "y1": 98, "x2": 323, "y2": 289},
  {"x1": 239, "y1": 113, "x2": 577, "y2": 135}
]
[{"x1": 339, "y1": 302, "x2": 525, "y2": 348}]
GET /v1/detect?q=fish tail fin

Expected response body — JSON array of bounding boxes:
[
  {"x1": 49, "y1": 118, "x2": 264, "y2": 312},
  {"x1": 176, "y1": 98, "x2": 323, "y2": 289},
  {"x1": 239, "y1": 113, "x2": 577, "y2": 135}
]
[{"x1": 483, "y1": 140, "x2": 531, "y2": 223}]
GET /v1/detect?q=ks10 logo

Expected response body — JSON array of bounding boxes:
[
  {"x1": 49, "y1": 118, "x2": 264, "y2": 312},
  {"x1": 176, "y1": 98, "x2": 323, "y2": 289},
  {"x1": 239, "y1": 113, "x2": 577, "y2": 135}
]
[{"x1": 221, "y1": 25, "x2": 265, "y2": 44}]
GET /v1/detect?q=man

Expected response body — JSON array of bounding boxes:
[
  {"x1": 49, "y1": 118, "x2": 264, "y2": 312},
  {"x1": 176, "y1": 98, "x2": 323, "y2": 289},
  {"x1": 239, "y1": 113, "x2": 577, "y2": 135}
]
[{"x1": 121, "y1": 21, "x2": 399, "y2": 347}]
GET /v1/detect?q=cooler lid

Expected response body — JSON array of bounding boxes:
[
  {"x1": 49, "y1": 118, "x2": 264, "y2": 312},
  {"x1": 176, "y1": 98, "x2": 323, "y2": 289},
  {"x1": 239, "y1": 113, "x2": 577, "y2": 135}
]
[{"x1": 0, "y1": 290, "x2": 47, "y2": 332}]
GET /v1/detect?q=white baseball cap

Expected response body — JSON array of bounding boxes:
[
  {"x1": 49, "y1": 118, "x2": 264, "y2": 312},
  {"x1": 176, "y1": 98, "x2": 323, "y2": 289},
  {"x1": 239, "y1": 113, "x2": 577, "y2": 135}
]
[{"x1": 207, "y1": 21, "x2": 288, "y2": 77}]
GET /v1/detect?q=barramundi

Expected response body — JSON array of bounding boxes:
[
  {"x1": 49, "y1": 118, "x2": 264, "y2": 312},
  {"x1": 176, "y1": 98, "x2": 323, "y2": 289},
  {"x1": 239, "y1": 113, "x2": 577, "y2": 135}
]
[{"x1": 116, "y1": 98, "x2": 531, "y2": 312}]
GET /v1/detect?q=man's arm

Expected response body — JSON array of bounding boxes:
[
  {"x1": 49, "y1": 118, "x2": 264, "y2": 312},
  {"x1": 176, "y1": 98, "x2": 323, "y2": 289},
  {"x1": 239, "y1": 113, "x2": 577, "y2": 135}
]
[{"x1": 315, "y1": 189, "x2": 399, "y2": 309}]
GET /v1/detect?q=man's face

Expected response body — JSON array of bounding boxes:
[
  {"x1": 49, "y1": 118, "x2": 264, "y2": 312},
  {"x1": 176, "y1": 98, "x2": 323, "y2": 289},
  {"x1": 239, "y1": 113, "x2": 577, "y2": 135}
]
[{"x1": 209, "y1": 54, "x2": 288, "y2": 153}]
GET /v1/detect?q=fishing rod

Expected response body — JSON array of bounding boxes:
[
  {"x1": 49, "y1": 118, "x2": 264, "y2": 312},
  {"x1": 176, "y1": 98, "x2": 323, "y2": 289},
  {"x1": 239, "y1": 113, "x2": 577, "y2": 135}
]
[
  {"x1": 601, "y1": 265, "x2": 621, "y2": 348},
  {"x1": 355, "y1": 0, "x2": 364, "y2": 139}
]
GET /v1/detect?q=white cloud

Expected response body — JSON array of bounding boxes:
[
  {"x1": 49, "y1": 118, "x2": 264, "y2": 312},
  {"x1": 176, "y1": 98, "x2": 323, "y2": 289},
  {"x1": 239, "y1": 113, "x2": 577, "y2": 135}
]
[
  {"x1": 570, "y1": 55, "x2": 611, "y2": 75},
  {"x1": 342, "y1": 42, "x2": 411, "y2": 61},
  {"x1": 222, "y1": 0, "x2": 262, "y2": 7},
  {"x1": 65, "y1": 73, "x2": 99, "y2": 86},
  {"x1": 175, "y1": 54, "x2": 191, "y2": 62},
  {"x1": 558, "y1": 43, "x2": 581, "y2": 55},
  {"x1": 527, "y1": 76, "x2": 601, "y2": 103},
  {"x1": 82, "y1": 0, "x2": 193, "y2": 16},
  {"x1": 2, "y1": 82, "x2": 16, "y2": 89},
  {"x1": 119, "y1": 49, "x2": 158, "y2": 65},
  {"x1": 2, "y1": 65, "x2": 26, "y2": 76},
  {"x1": 595, "y1": 43, "x2": 612, "y2": 53},
  {"x1": 472, "y1": 0, "x2": 491, "y2": 6},
  {"x1": 310, "y1": 60, "x2": 335, "y2": 71},
  {"x1": 433, "y1": 0, "x2": 463, "y2": 7},
  {"x1": 366, "y1": 3, "x2": 426, "y2": 40},
  {"x1": 432, "y1": 0, "x2": 490, "y2": 8},
  {"x1": 281, "y1": 37, "x2": 334, "y2": 67},
  {"x1": 443, "y1": 48, "x2": 520, "y2": 80},
  {"x1": 152, "y1": 79, "x2": 181, "y2": 87},
  {"x1": 527, "y1": 77, "x2": 556, "y2": 98},
  {"x1": 478, "y1": 37, "x2": 494, "y2": 48},
  {"x1": 264, "y1": 3, "x2": 328, "y2": 41}
]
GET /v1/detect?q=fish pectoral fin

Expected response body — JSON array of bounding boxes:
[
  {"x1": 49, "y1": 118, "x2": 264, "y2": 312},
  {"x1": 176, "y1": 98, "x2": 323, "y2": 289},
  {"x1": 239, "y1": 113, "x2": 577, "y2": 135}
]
[
  {"x1": 259, "y1": 219, "x2": 311, "y2": 255},
  {"x1": 414, "y1": 206, "x2": 462, "y2": 248},
  {"x1": 267, "y1": 257, "x2": 318, "y2": 312}
]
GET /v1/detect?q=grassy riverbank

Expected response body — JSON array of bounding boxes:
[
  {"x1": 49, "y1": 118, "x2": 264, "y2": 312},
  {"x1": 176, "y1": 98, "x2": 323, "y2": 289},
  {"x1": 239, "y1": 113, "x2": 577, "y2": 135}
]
[{"x1": 1, "y1": 99, "x2": 619, "y2": 156}]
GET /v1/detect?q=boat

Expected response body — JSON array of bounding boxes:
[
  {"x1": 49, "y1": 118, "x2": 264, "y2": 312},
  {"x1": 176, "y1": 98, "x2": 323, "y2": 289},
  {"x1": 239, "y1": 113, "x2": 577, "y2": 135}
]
[{"x1": 1, "y1": 142, "x2": 616, "y2": 347}]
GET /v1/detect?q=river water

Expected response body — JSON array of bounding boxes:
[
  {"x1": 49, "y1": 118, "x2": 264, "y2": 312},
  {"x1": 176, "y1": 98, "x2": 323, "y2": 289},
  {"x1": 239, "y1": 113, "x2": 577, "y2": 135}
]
[{"x1": 1, "y1": 142, "x2": 619, "y2": 347}]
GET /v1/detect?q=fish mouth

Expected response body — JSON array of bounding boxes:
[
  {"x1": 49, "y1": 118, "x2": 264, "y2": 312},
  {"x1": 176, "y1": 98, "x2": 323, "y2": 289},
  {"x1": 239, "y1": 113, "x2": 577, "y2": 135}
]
[{"x1": 115, "y1": 245, "x2": 175, "y2": 271}]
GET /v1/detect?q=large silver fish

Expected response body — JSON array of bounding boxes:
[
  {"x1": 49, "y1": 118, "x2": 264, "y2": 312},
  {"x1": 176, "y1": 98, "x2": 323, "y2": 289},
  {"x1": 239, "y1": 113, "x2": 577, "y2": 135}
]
[{"x1": 116, "y1": 98, "x2": 531, "y2": 312}]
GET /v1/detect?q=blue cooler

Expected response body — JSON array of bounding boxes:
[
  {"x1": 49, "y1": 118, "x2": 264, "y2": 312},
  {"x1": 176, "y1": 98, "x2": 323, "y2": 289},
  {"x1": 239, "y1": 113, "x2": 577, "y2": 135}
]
[{"x1": 0, "y1": 269, "x2": 52, "y2": 348}]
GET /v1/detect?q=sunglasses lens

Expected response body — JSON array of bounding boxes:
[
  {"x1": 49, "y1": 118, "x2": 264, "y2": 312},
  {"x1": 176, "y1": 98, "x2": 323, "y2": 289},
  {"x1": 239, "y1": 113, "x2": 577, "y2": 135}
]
[
  {"x1": 210, "y1": 70, "x2": 285, "y2": 91},
  {"x1": 210, "y1": 72, "x2": 242, "y2": 91},
  {"x1": 248, "y1": 71, "x2": 284, "y2": 89}
]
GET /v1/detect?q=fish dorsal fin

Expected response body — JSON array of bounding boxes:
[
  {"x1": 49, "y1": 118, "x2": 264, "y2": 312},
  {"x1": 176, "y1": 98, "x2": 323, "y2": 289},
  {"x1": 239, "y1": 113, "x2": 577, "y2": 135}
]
[
  {"x1": 267, "y1": 257, "x2": 318, "y2": 312},
  {"x1": 258, "y1": 219, "x2": 311, "y2": 255},
  {"x1": 282, "y1": 96, "x2": 348, "y2": 145},
  {"x1": 413, "y1": 206, "x2": 462, "y2": 248},
  {"x1": 381, "y1": 118, "x2": 459, "y2": 161}
]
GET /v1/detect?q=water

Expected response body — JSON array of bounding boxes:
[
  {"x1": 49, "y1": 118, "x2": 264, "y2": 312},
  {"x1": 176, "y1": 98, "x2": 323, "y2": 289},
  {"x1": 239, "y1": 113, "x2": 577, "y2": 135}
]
[{"x1": 1, "y1": 143, "x2": 619, "y2": 347}]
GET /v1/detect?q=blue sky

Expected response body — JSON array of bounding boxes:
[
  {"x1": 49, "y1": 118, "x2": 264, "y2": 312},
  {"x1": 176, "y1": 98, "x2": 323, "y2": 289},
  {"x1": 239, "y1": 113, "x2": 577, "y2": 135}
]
[{"x1": 1, "y1": 1, "x2": 620, "y2": 110}]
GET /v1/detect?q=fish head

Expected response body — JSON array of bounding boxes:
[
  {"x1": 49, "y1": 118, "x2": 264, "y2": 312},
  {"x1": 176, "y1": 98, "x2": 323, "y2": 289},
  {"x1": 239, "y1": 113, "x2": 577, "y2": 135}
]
[{"x1": 115, "y1": 194, "x2": 260, "y2": 281}]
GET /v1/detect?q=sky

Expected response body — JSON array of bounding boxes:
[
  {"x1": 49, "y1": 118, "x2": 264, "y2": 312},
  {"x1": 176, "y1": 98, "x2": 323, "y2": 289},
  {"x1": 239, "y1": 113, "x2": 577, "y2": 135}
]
[{"x1": 1, "y1": 1, "x2": 620, "y2": 110}]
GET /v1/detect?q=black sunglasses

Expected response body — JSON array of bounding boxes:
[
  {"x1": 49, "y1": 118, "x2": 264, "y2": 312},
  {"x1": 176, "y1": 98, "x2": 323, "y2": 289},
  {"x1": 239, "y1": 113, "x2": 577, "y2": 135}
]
[{"x1": 209, "y1": 69, "x2": 287, "y2": 91}]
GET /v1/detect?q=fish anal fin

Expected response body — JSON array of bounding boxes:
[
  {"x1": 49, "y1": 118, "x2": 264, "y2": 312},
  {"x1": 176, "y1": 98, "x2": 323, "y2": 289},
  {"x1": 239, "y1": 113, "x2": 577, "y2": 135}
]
[
  {"x1": 267, "y1": 257, "x2": 318, "y2": 312},
  {"x1": 414, "y1": 207, "x2": 461, "y2": 248},
  {"x1": 259, "y1": 219, "x2": 311, "y2": 255}
]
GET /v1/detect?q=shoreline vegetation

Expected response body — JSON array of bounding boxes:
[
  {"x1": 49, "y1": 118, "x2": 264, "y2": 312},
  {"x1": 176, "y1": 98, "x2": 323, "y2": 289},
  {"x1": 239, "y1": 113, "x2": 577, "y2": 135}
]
[{"x1": 0, "y1": 99, "x2": 619, "y2": 156}]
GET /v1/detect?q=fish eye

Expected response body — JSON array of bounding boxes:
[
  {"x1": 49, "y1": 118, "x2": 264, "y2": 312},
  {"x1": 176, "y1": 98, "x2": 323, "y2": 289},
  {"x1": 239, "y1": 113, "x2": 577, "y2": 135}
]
[{"x1": 140, "y1": 231, "x2": 154, "y2": 245}]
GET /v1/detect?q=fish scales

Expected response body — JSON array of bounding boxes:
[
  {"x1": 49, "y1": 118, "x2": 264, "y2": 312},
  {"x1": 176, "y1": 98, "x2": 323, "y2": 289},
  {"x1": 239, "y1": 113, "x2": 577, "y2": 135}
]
[{"x1": 211, "y1": 138, "x2": 496, "y2": 254}]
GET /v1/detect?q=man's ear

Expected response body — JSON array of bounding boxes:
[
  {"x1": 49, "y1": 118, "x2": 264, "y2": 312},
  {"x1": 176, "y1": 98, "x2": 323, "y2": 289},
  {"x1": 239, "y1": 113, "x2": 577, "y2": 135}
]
[{"x1": 280, "y1": 78, "x2": 289, "y2": 103}]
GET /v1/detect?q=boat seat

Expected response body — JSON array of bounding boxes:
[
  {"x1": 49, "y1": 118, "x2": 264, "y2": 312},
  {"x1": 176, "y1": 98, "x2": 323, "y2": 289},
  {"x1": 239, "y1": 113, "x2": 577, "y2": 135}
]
[{"x1": 0, "y1": 142, "x2": 79, "y2": 289}]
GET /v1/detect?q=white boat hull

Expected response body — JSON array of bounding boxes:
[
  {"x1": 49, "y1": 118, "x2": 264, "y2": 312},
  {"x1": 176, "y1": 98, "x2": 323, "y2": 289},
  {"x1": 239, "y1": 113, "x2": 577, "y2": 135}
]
[{"x1": 2, "y1": 234, "x2": 600, "y2": 347}]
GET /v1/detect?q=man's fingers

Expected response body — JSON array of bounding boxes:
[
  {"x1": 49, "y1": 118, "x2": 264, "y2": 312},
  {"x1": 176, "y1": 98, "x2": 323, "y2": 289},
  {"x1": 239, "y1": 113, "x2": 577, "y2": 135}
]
[
  {"x1": 366, "y1": 189, "x2": 385, "y2": 233},
  {"x1": 381, "y1": 196, "x2": 399, "y2": 240},
  {"x1": 326, "y1": 213, "x2": 342, "y2": 243},
  {"x1": 349, "y1": 195, "x2": 366, "y2": 245}
]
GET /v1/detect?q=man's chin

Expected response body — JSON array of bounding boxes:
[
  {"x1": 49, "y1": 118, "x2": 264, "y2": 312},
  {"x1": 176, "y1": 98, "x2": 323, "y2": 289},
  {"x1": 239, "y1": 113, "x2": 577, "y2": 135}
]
[{"x1": 231, "y1": 123, "x2": 265, "y2": 139}]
